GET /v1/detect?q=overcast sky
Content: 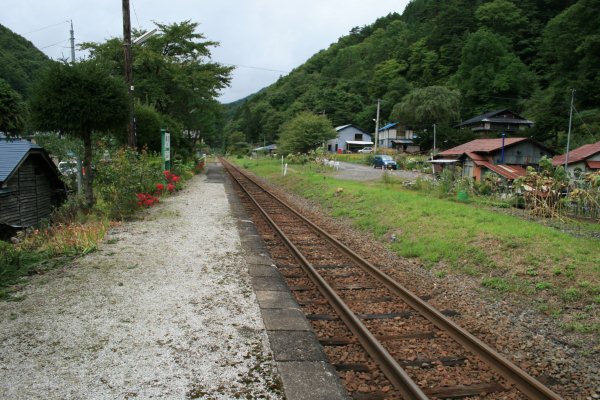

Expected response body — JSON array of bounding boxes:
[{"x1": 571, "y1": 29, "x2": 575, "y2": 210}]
[{"x1": 1, "y1": 0, "x2": 410, "y2": 103}]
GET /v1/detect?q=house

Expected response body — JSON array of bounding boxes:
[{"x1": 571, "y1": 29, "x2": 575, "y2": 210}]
[
  {"x1": 433, "y1": 137, "x2": 553, "y2": 181},
  {"x1": 457, "y1": 109, "x2": 534, "y2": 136},
  {"x1": 377, "y1": 122, "x2": 420, "y2": 153},
  {"x1": 253, "y1": 144, "x2": 277, "y2": 154},
  {"x1": 326, "y1": 124, "x2": 372, "y2": 153},
  {"x1": 0, "y1": 139, "x2": 66, "y2": 228},
  {"x1": 552, "y1": 141, "x2": 600, "y2": 177}
]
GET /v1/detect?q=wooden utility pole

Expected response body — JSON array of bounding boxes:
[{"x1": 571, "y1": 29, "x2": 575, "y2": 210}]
[
  {"x1": 374, "y1": 99, "x2": 380, "y2": 154},
  {"x1": 122, "y1": 0, "x2": 135, "y2": 148}
]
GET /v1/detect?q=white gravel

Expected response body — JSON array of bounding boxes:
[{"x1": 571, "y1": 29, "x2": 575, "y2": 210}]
[{"x1": 0, "y1": 172, "x2": 283, "y2": 399}]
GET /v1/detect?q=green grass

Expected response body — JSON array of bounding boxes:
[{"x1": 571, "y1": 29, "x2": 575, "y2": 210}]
[{"x1": 233, "y1": 157, "x2": 600, "y2": 334}]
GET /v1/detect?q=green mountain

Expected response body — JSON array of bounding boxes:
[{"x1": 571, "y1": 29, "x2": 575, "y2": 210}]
[
  {"x1": 225, "y1": 0, "x2": 600, "y2": 151},
  {"x1": 0, "y1": 24, "x2": 54, "y2": 98}
]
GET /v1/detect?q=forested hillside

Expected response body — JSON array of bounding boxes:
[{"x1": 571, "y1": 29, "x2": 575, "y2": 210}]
[
  {"x1": 0, "y1": 24, "x2": 53, "y2": 98},
  {"x1": 225, "y1": 0, "x2": 600, "y2": 151}
]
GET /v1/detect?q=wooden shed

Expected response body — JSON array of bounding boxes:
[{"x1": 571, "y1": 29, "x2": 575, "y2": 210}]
[{"x1": 0, "y1": 139, "x2": 66, "y2": 228}]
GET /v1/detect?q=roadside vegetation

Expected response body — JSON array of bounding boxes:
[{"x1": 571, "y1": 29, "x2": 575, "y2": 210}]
[
  {"x1": 234, "y1": 156, "x2": 599, "y2": 336},
  {"x1": 0, "y1": 145, "x2": 202, "y2": 299},
  {"x1": 1, "y1": 21, "x2": 220, "y2": 299}
]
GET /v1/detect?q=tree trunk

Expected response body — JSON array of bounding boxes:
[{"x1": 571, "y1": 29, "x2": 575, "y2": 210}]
[{"x1": 82, "y1": 131, "x2": 95, "y2": 208}]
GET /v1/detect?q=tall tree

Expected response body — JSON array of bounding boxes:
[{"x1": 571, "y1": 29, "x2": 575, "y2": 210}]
[
  {"x1": 277, "y1": 112, "x2": 336, "y2": 155},
  {"x1": 29, "y1": 61, "x2": 129, "y2": 207},
  {"x1": 0, "y1": 78, "x2": 25, "y2": 135},
  {"x1": 81, "y1": 20, "x2": 233, "y2": 154},
  {"x1": 390, "y1": 86, "x2": 461, "y2": 126},
  {"x1": 452, "y1": 29, "x2": 536, "y2": 116}
]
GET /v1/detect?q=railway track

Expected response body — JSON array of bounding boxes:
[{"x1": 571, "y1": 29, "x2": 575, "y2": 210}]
[{"x1": 221, "y1": 158, "x2": 562, "y2": 400}]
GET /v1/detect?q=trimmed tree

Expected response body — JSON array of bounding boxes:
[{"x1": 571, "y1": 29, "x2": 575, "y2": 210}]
[{"x1": 29, "y1": 61, "x2": 129, "y2": 207}]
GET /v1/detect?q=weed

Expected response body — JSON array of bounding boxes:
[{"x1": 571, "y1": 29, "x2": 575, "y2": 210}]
[
  {"x1": 561, "y1": 287, "x2": 582, "y2": 302},
  {"x1": 536, "y1": 281, "x2": 552, "y2": 290},
  {"x1": 434, "y1": 270, "x2": 447, "y2": 278},
  {"x1": 482, "y1": 277, "x2": 510, "y2": 292}
]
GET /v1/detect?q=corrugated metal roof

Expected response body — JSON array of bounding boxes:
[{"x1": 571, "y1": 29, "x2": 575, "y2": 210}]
[
  {"x1": 552, "y1": 141, "x2": 600, "y2": 165},
  {"x1": 335, "y1": 124, "x2": 353, "y2": 131},
  {"x1": 0, "y1": 139, "x2": 42, "y2": 183},
  {"x1": 475, "y1": 161, "x2": 527, "y2": 180},
  {"x1": 457, "y1": 109, "x2": 533, "y2": 127},
  {"x1": 379, "y1": 122, "x2": 398, "y2": 131},
  {"x1": 586, "y1": 161, "x2": 600, "y2": 169},
  {"x1": 346, "y1": 140, "x2": 373, "y2": 145},
  {"x1": 439, "y1": 138, "x2": 528, "y2": 157}
]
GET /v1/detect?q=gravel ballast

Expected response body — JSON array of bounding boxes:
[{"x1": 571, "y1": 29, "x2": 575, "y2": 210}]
[{"x1": 0, "y1": 171, "x2": 283, "y2": 399}]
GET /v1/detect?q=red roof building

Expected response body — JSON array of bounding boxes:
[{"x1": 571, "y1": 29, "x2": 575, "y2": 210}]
[
  {"x1": 434, "y1": 137, "x2": 553, "y2": 181},
  {"x1": 552, "y1": 141, "x2": 600, "y2": 177}
]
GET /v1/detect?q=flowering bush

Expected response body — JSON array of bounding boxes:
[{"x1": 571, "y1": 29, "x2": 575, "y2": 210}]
[
  {"x1": 136, "y1": 193, "x2": 160, "y2": 208},
  {"x1": 94, "y1": 146, "x2": 164, "y2": 218}
]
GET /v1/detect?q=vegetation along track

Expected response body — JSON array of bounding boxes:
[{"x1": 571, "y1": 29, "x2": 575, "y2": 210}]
[{"x1": 221, "y1": 158, "x2": 562, "y2": 400}]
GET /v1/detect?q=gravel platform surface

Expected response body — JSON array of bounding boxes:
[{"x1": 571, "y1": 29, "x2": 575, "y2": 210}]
[{"x1": 0, "y1": 172, "x2": 283, "y2": 399}]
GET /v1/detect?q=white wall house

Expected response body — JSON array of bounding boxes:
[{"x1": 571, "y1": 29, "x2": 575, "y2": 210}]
[
  {"x1": 326, "y1": 125, "x2": 372, "y2": 153},
  {"x1": 552, "y1": 141, "x2": 600, "y2": 179},
  {"x1": 378, "y1": 122, "x2": 419, "y2": 153}
]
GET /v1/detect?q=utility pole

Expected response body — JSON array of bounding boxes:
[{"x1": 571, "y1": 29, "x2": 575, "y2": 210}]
[
  {"x1": 69, "y1": 20, "x2": 75, "y2": 63},
  {"x1": 122, "y1": 0, "x2": 135, "y2": 148},
  {"x1": 432, "y1": 123, "x2": 437, "y2": 156},
  {"x1": 68, "y1": 20, "x2": 83, "y2": 195},
  {"x1": 374, "y1": 99, "x2": 380, "y2": 154},
  {"x1": 564, "y1": 89, "x2": 575, "y2": 172}
]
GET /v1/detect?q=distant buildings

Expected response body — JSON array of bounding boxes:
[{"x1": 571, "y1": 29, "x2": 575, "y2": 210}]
[
  {"x1": 326, "y1": 124, "x2": 373, "y2": 153},
  {"x1": 377, "y1": 122, "x2": 420, "y2": 153},
  {"x1": 553, "y1": 141, "x2": 600, "y2": 177},
  {"x1": 456, "y1": 109, "x2": 534, "y2": 136},
  {"x1": 433, "y1": 137, "x2": 552, "y2": 181}
]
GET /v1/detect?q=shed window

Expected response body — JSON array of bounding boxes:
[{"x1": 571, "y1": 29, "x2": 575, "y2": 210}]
[{"x1": 354, "y1": 134, "x2": 363, "y2": 141}]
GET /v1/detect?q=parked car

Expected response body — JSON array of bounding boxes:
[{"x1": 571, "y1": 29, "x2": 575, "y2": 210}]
[
  {"x1": 373, "y1": 155, "x2": 397, "y2": 170},
  {"x1": 58, "y1": 160, "x2": 78, "y2": 176},
  {"x1": 357, "y1": 146, "x2": 373, "y2": 154}
]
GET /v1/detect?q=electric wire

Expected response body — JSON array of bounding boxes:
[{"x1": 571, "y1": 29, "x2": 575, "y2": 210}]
[{"x1": 20, "y1": 20, "x2": 69, "y2": 36}]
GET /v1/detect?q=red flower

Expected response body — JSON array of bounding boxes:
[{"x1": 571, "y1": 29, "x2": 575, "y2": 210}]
[
  {"x1": 172, "y1": 175, "x2": 180, "y2": 183},
  {"x1": 167, "y1": 183, "x2": 175, "y2": 192},
  {"x1": 156, "y1": 183, "x2": 164, "y2": 191}
]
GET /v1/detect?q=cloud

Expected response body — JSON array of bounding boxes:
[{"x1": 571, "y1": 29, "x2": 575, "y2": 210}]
[{"x1": 1, "y1": 0, "x2": 409, "y2": 103}]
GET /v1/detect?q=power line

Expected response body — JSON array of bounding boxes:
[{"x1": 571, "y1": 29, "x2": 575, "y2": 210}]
[
  {"x1": 20, "y1": 20, "x2": 70, "y2": 36},
  {"x1": 40, "y1": 39, "x2": 70, "y2": 50},
  {"x1": 131, "y1": 0, "x2": 141, "y2": 31},
  {"x1": 221, "y1": 63, "x2": 290, "y2": 74}
]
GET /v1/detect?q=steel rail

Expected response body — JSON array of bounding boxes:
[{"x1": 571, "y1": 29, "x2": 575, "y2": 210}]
[
  {"x1": 222, "y1": 158, "x2": 563, "y2": 400},
  {"x1": 223, "y1": 159, "x2": 428, "y2": 399}
]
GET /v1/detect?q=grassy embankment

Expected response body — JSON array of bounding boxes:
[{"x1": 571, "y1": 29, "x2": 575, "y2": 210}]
[{"x1": 235, "y1": 157, "x2": 600, "y2": 336}]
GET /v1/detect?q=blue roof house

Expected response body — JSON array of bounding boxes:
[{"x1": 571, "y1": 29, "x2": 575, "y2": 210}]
[
  {"x1": 0, "y1": 139, "x2": 66, "y2": 228},
  {"x1": 378, "y1": 122, "x2": 420, "y2": 153}
]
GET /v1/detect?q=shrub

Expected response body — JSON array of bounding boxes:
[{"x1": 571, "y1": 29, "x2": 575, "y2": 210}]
[{"x1": 94, "y1": 147, "x2": 163, "y2": 218}]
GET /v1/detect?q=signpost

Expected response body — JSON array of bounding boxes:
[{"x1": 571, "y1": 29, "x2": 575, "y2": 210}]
[{"x1": 161, "y1": 128, "x2": 171, "y2": 170}]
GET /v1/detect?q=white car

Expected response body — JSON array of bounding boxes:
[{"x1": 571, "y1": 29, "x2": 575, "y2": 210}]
[{"x1": 357, "y1": 147, "x2": 373, "y2": 154}]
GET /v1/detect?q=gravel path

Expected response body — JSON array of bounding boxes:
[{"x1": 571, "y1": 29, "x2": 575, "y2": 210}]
[
  {"x1": 330, "y1": 161, "x2": 426, "y2": 181},
  {"x1": 0, "y1": 172, "x2": 283, "y2": 399}
]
